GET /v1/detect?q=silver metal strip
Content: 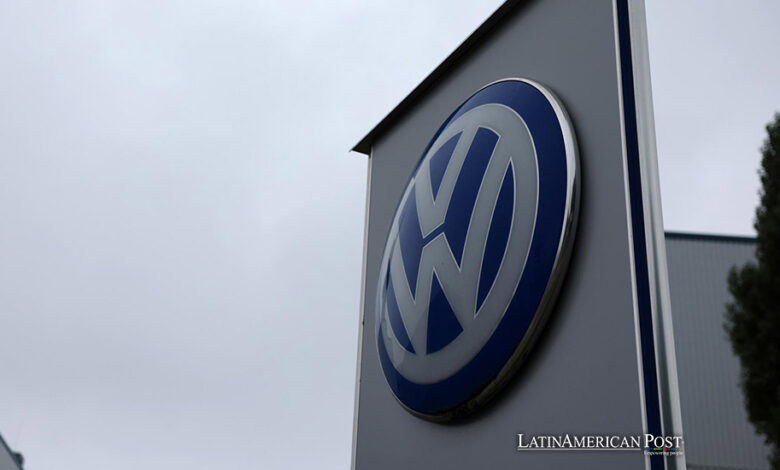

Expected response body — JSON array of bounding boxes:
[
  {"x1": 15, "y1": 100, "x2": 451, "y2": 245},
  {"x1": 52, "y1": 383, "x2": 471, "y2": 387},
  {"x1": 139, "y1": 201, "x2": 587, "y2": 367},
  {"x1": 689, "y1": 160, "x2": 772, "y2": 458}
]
[
  {"x1": 350, "y1": 153, "x2": 373, "y2": 470},
  {"x1": 627, "y1": 1, "x2": 686, "y2": 469},
  {"x1": 611, "y1": 2, "x2": 651, "y2": 469}
]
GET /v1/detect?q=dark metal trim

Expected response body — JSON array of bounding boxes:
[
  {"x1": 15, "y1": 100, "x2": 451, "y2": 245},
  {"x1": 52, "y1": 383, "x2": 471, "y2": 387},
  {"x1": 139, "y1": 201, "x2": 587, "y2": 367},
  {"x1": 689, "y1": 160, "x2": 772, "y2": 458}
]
[{"x1": 664, "y1": 231, "x2": 756, "y2": 244}]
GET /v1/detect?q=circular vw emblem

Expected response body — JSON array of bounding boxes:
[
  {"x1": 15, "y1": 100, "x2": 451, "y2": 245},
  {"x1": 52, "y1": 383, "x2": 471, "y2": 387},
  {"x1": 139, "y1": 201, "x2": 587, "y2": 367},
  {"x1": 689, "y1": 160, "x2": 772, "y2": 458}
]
[{"x1": 376, "y1": 78, "x2": 579, "y2": 420}]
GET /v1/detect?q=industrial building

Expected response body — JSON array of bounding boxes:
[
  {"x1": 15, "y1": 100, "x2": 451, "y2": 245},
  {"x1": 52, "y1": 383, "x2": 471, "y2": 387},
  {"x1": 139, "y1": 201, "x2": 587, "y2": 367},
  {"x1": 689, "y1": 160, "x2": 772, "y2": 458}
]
[
  {"x1": 0, "y1": 434, "x2": 22, "y2": 470},
  {"x1": 665, "y1": 232, "x2": 770, "y2": 469}
]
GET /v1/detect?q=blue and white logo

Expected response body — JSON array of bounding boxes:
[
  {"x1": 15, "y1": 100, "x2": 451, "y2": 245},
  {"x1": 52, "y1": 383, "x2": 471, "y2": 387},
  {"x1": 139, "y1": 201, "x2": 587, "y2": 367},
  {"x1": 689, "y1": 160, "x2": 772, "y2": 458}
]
[{"x1": 376, "y1": 79, "x2": 579, "y2": 419}]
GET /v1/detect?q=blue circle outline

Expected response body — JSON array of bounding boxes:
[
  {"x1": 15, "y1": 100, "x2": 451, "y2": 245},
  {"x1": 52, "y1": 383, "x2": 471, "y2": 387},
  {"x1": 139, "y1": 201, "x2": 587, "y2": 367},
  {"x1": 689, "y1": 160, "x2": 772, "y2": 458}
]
[{"x1": 377, "y1": 79, "x2": 571, "y2": 416}]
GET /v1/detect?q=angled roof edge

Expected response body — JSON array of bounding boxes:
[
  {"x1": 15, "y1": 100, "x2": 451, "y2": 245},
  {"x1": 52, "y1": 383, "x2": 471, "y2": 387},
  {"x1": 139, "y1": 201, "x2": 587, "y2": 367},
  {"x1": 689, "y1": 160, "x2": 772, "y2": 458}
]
[
  {"x1": 664, "y1": 231, "x2": 757, "y2": 244},
  {"x1": 351, "y1": 0, "x2": 525, "y2": 155}
]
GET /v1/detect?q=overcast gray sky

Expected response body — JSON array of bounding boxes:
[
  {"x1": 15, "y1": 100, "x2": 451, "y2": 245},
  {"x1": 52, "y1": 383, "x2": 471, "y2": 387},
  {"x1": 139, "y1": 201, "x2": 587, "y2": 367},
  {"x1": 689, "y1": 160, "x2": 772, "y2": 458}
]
[{"x1": 1, "y1": 1, "x2": 779, "y2": 469}]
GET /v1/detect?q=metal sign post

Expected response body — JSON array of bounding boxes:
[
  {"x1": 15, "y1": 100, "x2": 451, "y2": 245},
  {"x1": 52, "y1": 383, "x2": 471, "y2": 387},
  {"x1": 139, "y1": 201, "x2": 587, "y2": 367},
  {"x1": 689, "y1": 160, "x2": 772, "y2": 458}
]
[{"x1": 351, "y1": 1, "x2": 684, "y2": 469}]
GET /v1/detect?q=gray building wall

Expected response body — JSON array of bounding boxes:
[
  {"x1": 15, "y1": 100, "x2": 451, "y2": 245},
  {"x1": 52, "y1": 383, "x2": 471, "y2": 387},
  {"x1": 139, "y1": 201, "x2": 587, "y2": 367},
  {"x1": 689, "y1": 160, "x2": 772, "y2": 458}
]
[{"x1": 665, "y1": 233, "x2": 770, "y2": 470}]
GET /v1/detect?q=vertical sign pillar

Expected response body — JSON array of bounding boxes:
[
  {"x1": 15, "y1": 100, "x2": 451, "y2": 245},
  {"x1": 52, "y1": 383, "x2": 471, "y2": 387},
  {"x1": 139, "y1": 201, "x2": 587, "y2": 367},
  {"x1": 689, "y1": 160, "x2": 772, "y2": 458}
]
[{"x1": 351, "y1": 1, "x2": 684, "y2": 469}]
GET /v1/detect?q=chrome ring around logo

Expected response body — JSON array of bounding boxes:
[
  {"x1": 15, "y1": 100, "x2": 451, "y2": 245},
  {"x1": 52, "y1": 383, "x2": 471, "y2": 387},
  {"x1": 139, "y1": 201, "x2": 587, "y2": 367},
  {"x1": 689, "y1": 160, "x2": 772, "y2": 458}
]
[{"x1": 375, "y1": 78, "x2": 580, "y2": 420}]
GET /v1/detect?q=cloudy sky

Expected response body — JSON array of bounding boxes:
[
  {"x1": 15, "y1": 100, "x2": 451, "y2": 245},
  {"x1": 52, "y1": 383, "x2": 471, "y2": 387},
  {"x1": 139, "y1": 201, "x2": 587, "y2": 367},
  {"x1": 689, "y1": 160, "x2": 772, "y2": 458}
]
[{"x1": 1, "y1": 1, "x2": 779, "y2": 469}]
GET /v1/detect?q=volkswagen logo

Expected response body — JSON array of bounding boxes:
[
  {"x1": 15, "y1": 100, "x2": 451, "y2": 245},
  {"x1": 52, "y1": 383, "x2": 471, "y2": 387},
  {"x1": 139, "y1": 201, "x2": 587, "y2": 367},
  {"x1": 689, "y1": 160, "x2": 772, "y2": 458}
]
[{"x1": 376, "y1": 78, "x2": 580, "y2": 420}]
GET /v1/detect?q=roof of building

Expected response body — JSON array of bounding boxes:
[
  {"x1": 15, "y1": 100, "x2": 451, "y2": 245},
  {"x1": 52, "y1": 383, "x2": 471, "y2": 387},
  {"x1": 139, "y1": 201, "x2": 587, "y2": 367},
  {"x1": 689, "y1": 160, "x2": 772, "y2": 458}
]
[{"x1": 665, "y1": 230, "x2": 756, "y2": 244}]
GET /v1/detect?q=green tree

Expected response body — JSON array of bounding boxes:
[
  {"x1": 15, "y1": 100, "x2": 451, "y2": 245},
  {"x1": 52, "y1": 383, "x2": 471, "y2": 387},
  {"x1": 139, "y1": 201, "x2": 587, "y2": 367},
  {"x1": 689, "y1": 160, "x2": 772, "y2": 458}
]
[{"x1": 726, "y1": 113, "x2": 780, "y2": 470}]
